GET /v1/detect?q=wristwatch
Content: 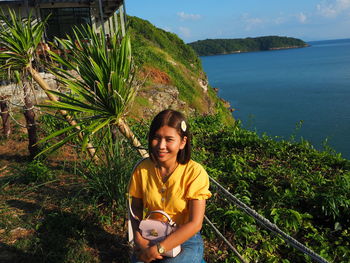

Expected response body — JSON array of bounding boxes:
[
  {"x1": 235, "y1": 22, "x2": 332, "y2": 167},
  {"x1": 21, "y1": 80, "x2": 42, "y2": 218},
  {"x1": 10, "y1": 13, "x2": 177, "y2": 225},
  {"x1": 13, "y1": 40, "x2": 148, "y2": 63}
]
[{"x1": 156, "y1": 242, "x2": 165, "y2": 254}]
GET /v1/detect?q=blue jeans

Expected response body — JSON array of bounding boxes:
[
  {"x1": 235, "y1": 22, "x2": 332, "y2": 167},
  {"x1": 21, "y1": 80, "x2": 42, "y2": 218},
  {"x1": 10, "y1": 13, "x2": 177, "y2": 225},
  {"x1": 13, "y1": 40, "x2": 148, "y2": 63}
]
[{"x1": 131, "y1": 232, "x2": 205, "y2": 263}]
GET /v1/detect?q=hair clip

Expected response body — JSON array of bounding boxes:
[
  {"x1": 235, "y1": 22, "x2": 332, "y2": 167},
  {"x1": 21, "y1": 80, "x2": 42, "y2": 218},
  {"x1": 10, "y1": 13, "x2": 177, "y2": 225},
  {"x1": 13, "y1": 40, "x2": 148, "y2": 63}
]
[{"x1": 181, "y1": 120, "x2": 187, "y2": 132}]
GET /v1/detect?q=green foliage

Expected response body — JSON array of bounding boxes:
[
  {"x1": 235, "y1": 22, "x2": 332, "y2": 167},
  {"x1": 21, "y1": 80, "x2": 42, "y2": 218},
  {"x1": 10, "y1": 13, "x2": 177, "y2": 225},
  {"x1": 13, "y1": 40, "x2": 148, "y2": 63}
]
[
  {"x1": 0, "y1": 8, "x2": 46, "y2": 73},
  {"x1": 188, "y1": 114, "x2": 350, "y2": 262},
  {"x1": 39, "y1": 113, "x2": 69, "y2": 135},
  {"x1": 78, "y1": 134, "x2": 139, "y2": 210},
  {"x1": 38, "y1": 112, "x2": 81, "y2": 146},
  {"x1": 21, "y1": 160, "x2": 54, "y2": 183},
  {"x1": 37, "y1": 26, "x2": 135, "y2": 157},
  {"x1": 188, "y1": 36, "x2": 308, "y2": 56},
  {"x1": 127, "y1": 16, "x2": 201, "y2": 72}
]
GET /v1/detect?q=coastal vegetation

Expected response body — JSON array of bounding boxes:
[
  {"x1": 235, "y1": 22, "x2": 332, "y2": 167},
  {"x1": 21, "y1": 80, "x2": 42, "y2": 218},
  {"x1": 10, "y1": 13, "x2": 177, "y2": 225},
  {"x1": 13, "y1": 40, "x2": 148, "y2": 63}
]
[
  {"x1": 0, "y1": 12, "x2": 349, "y2": 263},
  {"x1": 127, "y1": 16, "x2": 232, "y2": 122},
  {"x1": 191, "y1": 115, "x2": 350, "y2": 262},
  {"x1": 188, "y1": 36, "x2": 308, "y2": 56}
]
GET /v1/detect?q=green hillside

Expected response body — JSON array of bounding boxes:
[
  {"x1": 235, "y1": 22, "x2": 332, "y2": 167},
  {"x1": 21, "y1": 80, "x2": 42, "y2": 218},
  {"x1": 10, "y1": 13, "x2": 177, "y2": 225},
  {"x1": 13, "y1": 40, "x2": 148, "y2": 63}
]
[
  {"x1": 127, "y1": 16, "x2": 233, "y2": 123},
  {"x1": 188, "y1": 36, "x2": 308, "y2": 56}
]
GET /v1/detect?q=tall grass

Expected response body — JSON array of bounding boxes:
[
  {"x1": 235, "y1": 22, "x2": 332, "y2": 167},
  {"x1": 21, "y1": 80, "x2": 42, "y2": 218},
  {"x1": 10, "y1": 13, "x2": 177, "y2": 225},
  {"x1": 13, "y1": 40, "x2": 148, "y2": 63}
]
[{"x1": 78, "y1": 130, "x2": 140, "y2": 211}]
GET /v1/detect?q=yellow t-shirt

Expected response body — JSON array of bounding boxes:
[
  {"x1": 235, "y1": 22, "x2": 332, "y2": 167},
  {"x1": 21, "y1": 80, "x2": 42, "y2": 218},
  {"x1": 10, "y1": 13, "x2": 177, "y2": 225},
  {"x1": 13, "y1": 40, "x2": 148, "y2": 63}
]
[{"x1": 129, "y1": 158, "x2": 212, "y2": 225}]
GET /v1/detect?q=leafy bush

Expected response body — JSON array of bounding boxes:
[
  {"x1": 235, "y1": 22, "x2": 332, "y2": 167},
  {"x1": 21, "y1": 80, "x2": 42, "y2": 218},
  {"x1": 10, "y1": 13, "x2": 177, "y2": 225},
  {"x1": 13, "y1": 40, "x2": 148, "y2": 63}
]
[
  {"x1": 78, "y1": 133, "x2": 140, "y2": 211},
  {"x1": 128, "y1": 16, "x2": 201, "y2": 72},
  {"x1": 188, "y1": 114, "x2": 350, "y2": 262},
  {"x1": 22, "y1": 160, "x2": 54, "y2": 183}
]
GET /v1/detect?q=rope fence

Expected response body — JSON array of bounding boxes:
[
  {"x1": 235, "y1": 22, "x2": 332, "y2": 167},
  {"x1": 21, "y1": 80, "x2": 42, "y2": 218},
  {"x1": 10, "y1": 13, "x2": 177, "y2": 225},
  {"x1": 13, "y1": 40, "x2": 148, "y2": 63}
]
[
  {"x1": 204, "y1": 215, "x2": 247, "y2": 263},
  {"x1": 208, "y1": 176, "x2": 330, "y2": 263}
]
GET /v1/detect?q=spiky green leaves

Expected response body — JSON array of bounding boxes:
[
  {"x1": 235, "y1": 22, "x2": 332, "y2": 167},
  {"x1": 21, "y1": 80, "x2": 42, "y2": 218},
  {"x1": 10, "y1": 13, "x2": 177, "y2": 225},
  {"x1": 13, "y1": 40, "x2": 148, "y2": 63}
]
[
  {"x1": 40, "y1": 26, "x2": 136, "y2": 154},
  {"x1": 0, "y1": 9, "x2": 46, "y2": 73}
]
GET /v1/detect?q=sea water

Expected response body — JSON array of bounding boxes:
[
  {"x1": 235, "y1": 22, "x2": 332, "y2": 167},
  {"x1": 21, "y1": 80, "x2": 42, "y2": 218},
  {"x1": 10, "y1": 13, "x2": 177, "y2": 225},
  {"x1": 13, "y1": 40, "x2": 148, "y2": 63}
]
[{"x1": 201, "y1": 39, "x2": 350, "y2": 159}]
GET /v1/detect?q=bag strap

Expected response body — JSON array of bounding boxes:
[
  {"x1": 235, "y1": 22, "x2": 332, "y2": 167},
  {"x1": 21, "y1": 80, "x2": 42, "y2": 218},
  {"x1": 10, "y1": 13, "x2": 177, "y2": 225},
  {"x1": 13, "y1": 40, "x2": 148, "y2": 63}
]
[
  {"x1": 127, "y1": 159, "x2": 176, "y2": 227},
  {"x1": 127, "y1": 158, "x2": 146, "y2": 222},
  {"x1": 127, "y1": 158, "x2": 147, "y2": 244},
  {"x1": 146, "y1": 210, "x2": 176, "y2": 227}
]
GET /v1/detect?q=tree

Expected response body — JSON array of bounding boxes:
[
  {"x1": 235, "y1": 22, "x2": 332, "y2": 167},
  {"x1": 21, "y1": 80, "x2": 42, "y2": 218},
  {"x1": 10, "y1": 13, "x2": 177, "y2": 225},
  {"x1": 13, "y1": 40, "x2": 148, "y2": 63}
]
[
  {"x1": 40, "y1": 25, "x2": 148, "y2": 158},
  {"x1": 0, "y1": 9, "x2": 45, "y2": 157},
  {"x1": 0, "y1": 9, "x2": 98, "y2": 160}
]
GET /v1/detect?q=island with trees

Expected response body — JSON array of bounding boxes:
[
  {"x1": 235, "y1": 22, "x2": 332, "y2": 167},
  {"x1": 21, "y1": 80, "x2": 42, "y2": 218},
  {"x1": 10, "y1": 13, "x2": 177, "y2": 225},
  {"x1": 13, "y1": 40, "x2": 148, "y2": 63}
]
[{"x1": 188, "y1": 36, "x2": 309, "y2": 56}]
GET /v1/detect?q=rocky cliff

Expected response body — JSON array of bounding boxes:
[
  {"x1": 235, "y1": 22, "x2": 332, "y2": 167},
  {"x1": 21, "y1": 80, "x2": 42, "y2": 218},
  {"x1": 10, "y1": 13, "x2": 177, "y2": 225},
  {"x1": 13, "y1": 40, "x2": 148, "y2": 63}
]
[{"x1": 127, "y1": 16, "x2": 233, "y2": 123}]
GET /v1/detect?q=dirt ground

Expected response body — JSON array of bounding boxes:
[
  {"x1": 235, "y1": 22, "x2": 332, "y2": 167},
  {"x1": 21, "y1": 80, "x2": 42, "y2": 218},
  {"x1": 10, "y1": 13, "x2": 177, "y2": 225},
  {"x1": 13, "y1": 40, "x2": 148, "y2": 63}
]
[{"x1": 0, "y1": 129, "x2": 131, "y2": 263}]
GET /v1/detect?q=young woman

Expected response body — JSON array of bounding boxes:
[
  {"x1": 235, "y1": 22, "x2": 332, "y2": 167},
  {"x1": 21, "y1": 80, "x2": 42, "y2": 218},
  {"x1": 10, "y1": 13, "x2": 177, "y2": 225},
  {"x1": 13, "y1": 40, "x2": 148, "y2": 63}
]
[{"x1": 129, "y1": 109, "x2": 211, "y2": 263}]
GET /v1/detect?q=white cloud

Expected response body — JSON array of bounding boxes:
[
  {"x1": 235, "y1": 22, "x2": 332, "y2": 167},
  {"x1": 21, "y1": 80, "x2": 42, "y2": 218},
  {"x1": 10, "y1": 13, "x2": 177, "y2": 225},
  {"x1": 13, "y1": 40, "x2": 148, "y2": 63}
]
[
  {"x1": 179, "y1": 27, "x2": 191, "y2": 38},
  {"x1": 274, "y1": 16, "x2": 287, "y2": 25},
  {"x1": 177, "y1": 11, "x2": 201, "y2": 21},
  {"x1": 297, "y1": 12, "x2": 307, "y2": 23},
  {"x1": 317, "y1": 0, "x2": 350, "y2": 18},
  {"x1": 241, "y1": 13, "x2": 264, "y2": 30},
  {"x1": 245, "y1": 17, "x2": 263, "y2": 30}
]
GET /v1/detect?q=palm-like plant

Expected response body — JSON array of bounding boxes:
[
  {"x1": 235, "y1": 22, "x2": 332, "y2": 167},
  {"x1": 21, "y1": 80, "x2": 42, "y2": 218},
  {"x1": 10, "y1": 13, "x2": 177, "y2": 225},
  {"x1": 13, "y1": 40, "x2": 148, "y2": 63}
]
[
  {"x1": 0, "y1": 9, "x2": 98, "y2": 160},
  {"x1": 41, "y1": 26, "x2": 148, "y2": 158},
  {"x1": 0, "y1": 9, "x2": 44, "y2": 72},
  {"x1": 0, "y1": 9, "x2": 46, "y2": 156}
]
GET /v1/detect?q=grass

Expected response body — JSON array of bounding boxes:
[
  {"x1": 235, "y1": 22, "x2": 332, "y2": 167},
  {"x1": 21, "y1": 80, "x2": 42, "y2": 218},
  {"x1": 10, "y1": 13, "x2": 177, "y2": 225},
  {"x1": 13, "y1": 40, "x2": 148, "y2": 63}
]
[
  {"x1": 0, "y1": 168, "x2": 130, "y2": 263},
  {"x1": 0, "y1": 127, "x2": 130, "y2": 263}
]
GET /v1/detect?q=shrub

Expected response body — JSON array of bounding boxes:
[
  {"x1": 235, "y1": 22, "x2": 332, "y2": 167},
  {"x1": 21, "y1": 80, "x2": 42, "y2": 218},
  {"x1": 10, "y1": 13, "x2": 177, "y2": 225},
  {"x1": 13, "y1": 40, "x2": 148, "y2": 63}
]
[
  {"x1": 78, "y1": 134, "x2": 140, "y2": 211},
  {"x1": 22, "y1": 160, "x2": 54, "y2": 183}
]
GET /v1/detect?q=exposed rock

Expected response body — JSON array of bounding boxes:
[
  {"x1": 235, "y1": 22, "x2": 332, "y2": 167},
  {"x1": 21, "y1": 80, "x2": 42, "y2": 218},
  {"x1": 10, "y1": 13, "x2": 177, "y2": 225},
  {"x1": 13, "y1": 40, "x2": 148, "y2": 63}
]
[
  {"x1": 137, "y1": 84, "x2": 189, "y2": 119},
  {"x1": 139, "y1": 66, "x2": 171, "y2": 85},
  {"x1": 198, "y1": 78, "x2": 208, "y2": 92},
  {"x1": 220, "y1": 98, "x2": 231, "y2": 109},
  {"x1": 0, "y1": 72, "x2": 58, "y2": 107}
]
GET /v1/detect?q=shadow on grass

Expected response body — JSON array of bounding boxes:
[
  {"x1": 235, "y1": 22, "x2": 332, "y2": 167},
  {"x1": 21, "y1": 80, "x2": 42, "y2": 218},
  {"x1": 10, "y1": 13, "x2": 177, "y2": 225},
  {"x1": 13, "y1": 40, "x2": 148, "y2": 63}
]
[
  {"x1": 0, "y1": 242, "x2": 38, "y2": 263},
  {"x1": 0, "y1": 154, "x2": 30, "y2": 164},
  {"x1": 5, "y1": 199, "x2": 130, "y2": 263}
]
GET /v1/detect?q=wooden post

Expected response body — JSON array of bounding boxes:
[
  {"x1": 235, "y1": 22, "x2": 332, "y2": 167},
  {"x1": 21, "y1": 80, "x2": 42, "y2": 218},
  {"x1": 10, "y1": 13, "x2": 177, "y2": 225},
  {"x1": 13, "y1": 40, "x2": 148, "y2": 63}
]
[
  {"x1": 114, "y1": 11, "x2": 119, "y2": 32},
  {"x1": 108, "y1": 14, "x2": 114, "y2": 36},
  {"x1": 0, "y1": 96, "x2": 11, "y2": 138},
  {"x1": 119, "y1": 4, "x2": 126, "y2": 37},
  {"x1": 97, "y1": 0, "x2": 108, "y2": 54},
  {"x1": 22, "y1": 82, "x2": 39, "y2": 158}
]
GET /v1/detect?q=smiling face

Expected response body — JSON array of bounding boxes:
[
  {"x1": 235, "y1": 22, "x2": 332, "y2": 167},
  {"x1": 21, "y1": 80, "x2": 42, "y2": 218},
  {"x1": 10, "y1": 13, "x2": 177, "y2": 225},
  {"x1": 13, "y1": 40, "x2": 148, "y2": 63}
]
[
  {"x1": 148, "y1": 109, "x2": 191, "y2": 164},
  {"x1": 151, "y1": 125, "x2": 187, "y2": 166}
]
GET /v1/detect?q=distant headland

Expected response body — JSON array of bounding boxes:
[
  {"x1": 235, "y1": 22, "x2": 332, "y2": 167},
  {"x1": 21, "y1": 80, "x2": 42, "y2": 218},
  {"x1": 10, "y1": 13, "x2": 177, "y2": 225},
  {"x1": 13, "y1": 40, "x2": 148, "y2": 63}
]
[{"x1": 188, "y1": 36, "x2": 309, "y2": 56}]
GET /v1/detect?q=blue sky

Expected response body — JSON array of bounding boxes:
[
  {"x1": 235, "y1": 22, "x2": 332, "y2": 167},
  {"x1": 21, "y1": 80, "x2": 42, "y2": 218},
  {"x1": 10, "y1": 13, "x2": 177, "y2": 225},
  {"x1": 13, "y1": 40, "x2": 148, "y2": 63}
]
[{"x1": 126, "y1": 0, "x2": 350, "y2": 43}]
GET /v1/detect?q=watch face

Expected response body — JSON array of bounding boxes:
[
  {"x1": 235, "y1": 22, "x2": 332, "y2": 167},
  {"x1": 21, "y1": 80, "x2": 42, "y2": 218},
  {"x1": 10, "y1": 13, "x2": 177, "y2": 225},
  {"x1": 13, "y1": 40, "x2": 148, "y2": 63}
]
[{"x1": 157, "y1": 243, "x2": 165, "y2": 253}]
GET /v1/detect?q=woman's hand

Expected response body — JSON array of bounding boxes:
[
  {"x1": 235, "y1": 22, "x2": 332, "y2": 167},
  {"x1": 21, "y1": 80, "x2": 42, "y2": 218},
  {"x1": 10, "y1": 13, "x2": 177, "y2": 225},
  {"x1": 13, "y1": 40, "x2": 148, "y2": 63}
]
[
  {"x1": 135, "y1": 235, "x2": 150, "y2": 251},
  {"x1": 137, "y1": 245, "x2": 163, "y2": 263}
]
